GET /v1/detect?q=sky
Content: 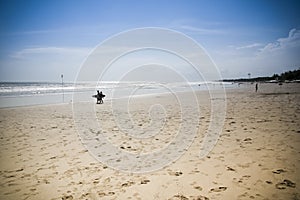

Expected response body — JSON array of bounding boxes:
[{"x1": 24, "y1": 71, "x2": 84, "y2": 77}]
[{"x1": 0, "y1": 0, "x2": 299, "y2": 82}]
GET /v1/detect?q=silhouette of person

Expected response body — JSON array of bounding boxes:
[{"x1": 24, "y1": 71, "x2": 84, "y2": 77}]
[
  {"x1": 255, "y1": 83, "x2": 258, "y2": 92},
  {"x1": 96, "y1": 90, "x2": 105, "y2": 104},
  {"x1": 99, "y1": 91, "x2": 104, "y2": 104}
]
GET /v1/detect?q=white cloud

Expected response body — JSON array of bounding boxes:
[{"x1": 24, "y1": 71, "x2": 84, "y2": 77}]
[
  {"x1": 178, "y1": 25, "x2": 226, "y2": 35},
  {"x1": 213, "y1": 28, "x2": 300, "y2": 78},
  {"x1": 167, "y1": 19, "x2": 227, "y2": 35},
  {"x1": 259, "y1": 28, "x2": 300, "y2": 53},
  {"x1": 12, "y1": 46, "x2": 91, "y2": 59},
  {"x1": 236, "y1": 43, "x2": 263, "y2": 50}
]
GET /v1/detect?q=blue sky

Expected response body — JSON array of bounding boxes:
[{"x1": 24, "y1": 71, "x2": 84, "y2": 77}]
[{"x1": 0, "y1": 0, "x2": 299, "y2": 81}]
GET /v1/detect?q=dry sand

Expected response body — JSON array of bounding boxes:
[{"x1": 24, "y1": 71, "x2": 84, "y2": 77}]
[{"x1": 0, "y1": 83, "x2": 299, "y2": 200}]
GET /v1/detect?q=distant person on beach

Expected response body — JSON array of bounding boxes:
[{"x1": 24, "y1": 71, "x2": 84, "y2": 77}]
[
  {"x1": 97, "y1": 91, "x2": 105, "y2": 104},
  {"x1": 255, "y1": 83, "x2": 258, "y2": 92},
  {"x1": 93, "y1": 90, "x2": 105, "y2": 104}
]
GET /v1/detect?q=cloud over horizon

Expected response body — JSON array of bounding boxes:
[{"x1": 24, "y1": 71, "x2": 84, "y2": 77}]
[
  {"x1": 214, "y1": 28, "x2": 300, "y2": 78},
  {"x1": 259, "y1": 28, "x2": 300, "y2": 53}
]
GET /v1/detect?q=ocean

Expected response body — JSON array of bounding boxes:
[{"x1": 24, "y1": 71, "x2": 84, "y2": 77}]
[{"x1": 0, "y1": 81, "x2": 236, "y2": 108}]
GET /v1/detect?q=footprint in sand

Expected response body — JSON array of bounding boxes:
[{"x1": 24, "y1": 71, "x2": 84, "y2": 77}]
[
  {"x1": 121, "y1": 181, "x2": 135, "y2": 187},
  {"x1": 103, "y1": 177, "x2": 111, "y2": 184},
  {"x1": 168, "y1": 194, "x2": 189, "y2": 200},
  {"x1": 237, "y1": 192, "x2": 257, "y2": 199},
  {"x1": 272, "y1": 169, "x2": 286, "y2": 174},
  {"x1": 62, "y1": 195, "x2": 73, "y2": 200},
  {"x1": 236, "y1": 175, "x2": 251, "y2": 183},
  {"x1": 140, "y1": 179, "x2": 150, "y2": 184},
  {"x1": 168, "y1": 171, "x2": 183, "y2": 176},
  {"x1": 210, "y1": 186, "x2": 227, "y2": 192},
  {"x1": 98, "y1": 191, "x2": 115, "y2": 197},
  {"x1": 190, "y1": 195, "x2": 209, "y2": 200},
  {"x1": 193, "y1": 186, "x2": 203, "y2": 191},
  {"x1": 226, "y1": 166, "x2": 236, "y2": 171},
  {"x1": 243, "y1": 138, "x2": 252, "y2": 144},
  {"x1": 169, "y1": 194, "x2": 209, "y2": 200},
  {"x1": 275, "y1": 179, "x2": 296, "y2": 189}
]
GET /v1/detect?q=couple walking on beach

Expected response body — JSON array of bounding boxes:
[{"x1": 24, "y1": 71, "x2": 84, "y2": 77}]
[{"x1": 93, "y1": 90, "x2": 105, "y2": 104}]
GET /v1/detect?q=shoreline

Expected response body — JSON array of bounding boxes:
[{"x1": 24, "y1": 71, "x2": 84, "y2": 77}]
[
  {"x1": 0, "y1": 86, "x2": 222, "y2": 109},
  {"x1": 1, "y1": 81, "x2": 298, "y2": 109},
  {"x1": 0, "y1": 81, "x2": 239, "y2": 109}
]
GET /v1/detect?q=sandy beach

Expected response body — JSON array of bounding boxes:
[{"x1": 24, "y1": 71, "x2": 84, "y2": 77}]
[{"x1": 0, "y1": 83, "x2": 299, "y2": 200}]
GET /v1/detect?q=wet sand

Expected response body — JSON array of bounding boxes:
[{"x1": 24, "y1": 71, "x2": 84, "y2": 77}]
[{"x1": 0, "y1": 83, "x2": 299, "y2": 200}]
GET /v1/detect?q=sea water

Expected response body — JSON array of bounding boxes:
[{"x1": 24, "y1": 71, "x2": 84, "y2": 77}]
[{"x1": 0, "y1": 81, "x2": 236, "y2": 108}]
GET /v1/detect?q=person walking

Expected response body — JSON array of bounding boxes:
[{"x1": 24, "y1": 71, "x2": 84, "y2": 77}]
[{"x1": 255, "y1": 83, "x2": 258, "y2": 92}]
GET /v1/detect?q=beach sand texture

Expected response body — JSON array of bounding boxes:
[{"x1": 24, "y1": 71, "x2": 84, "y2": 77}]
[{"x1": 0, "y1": 83, "x2": 299, "y2": 200}]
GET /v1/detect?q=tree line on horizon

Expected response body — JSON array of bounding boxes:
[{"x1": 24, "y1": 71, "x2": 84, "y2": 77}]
[{"x1": 223, "y1": 68, "x2": 300, "y2": 82}]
